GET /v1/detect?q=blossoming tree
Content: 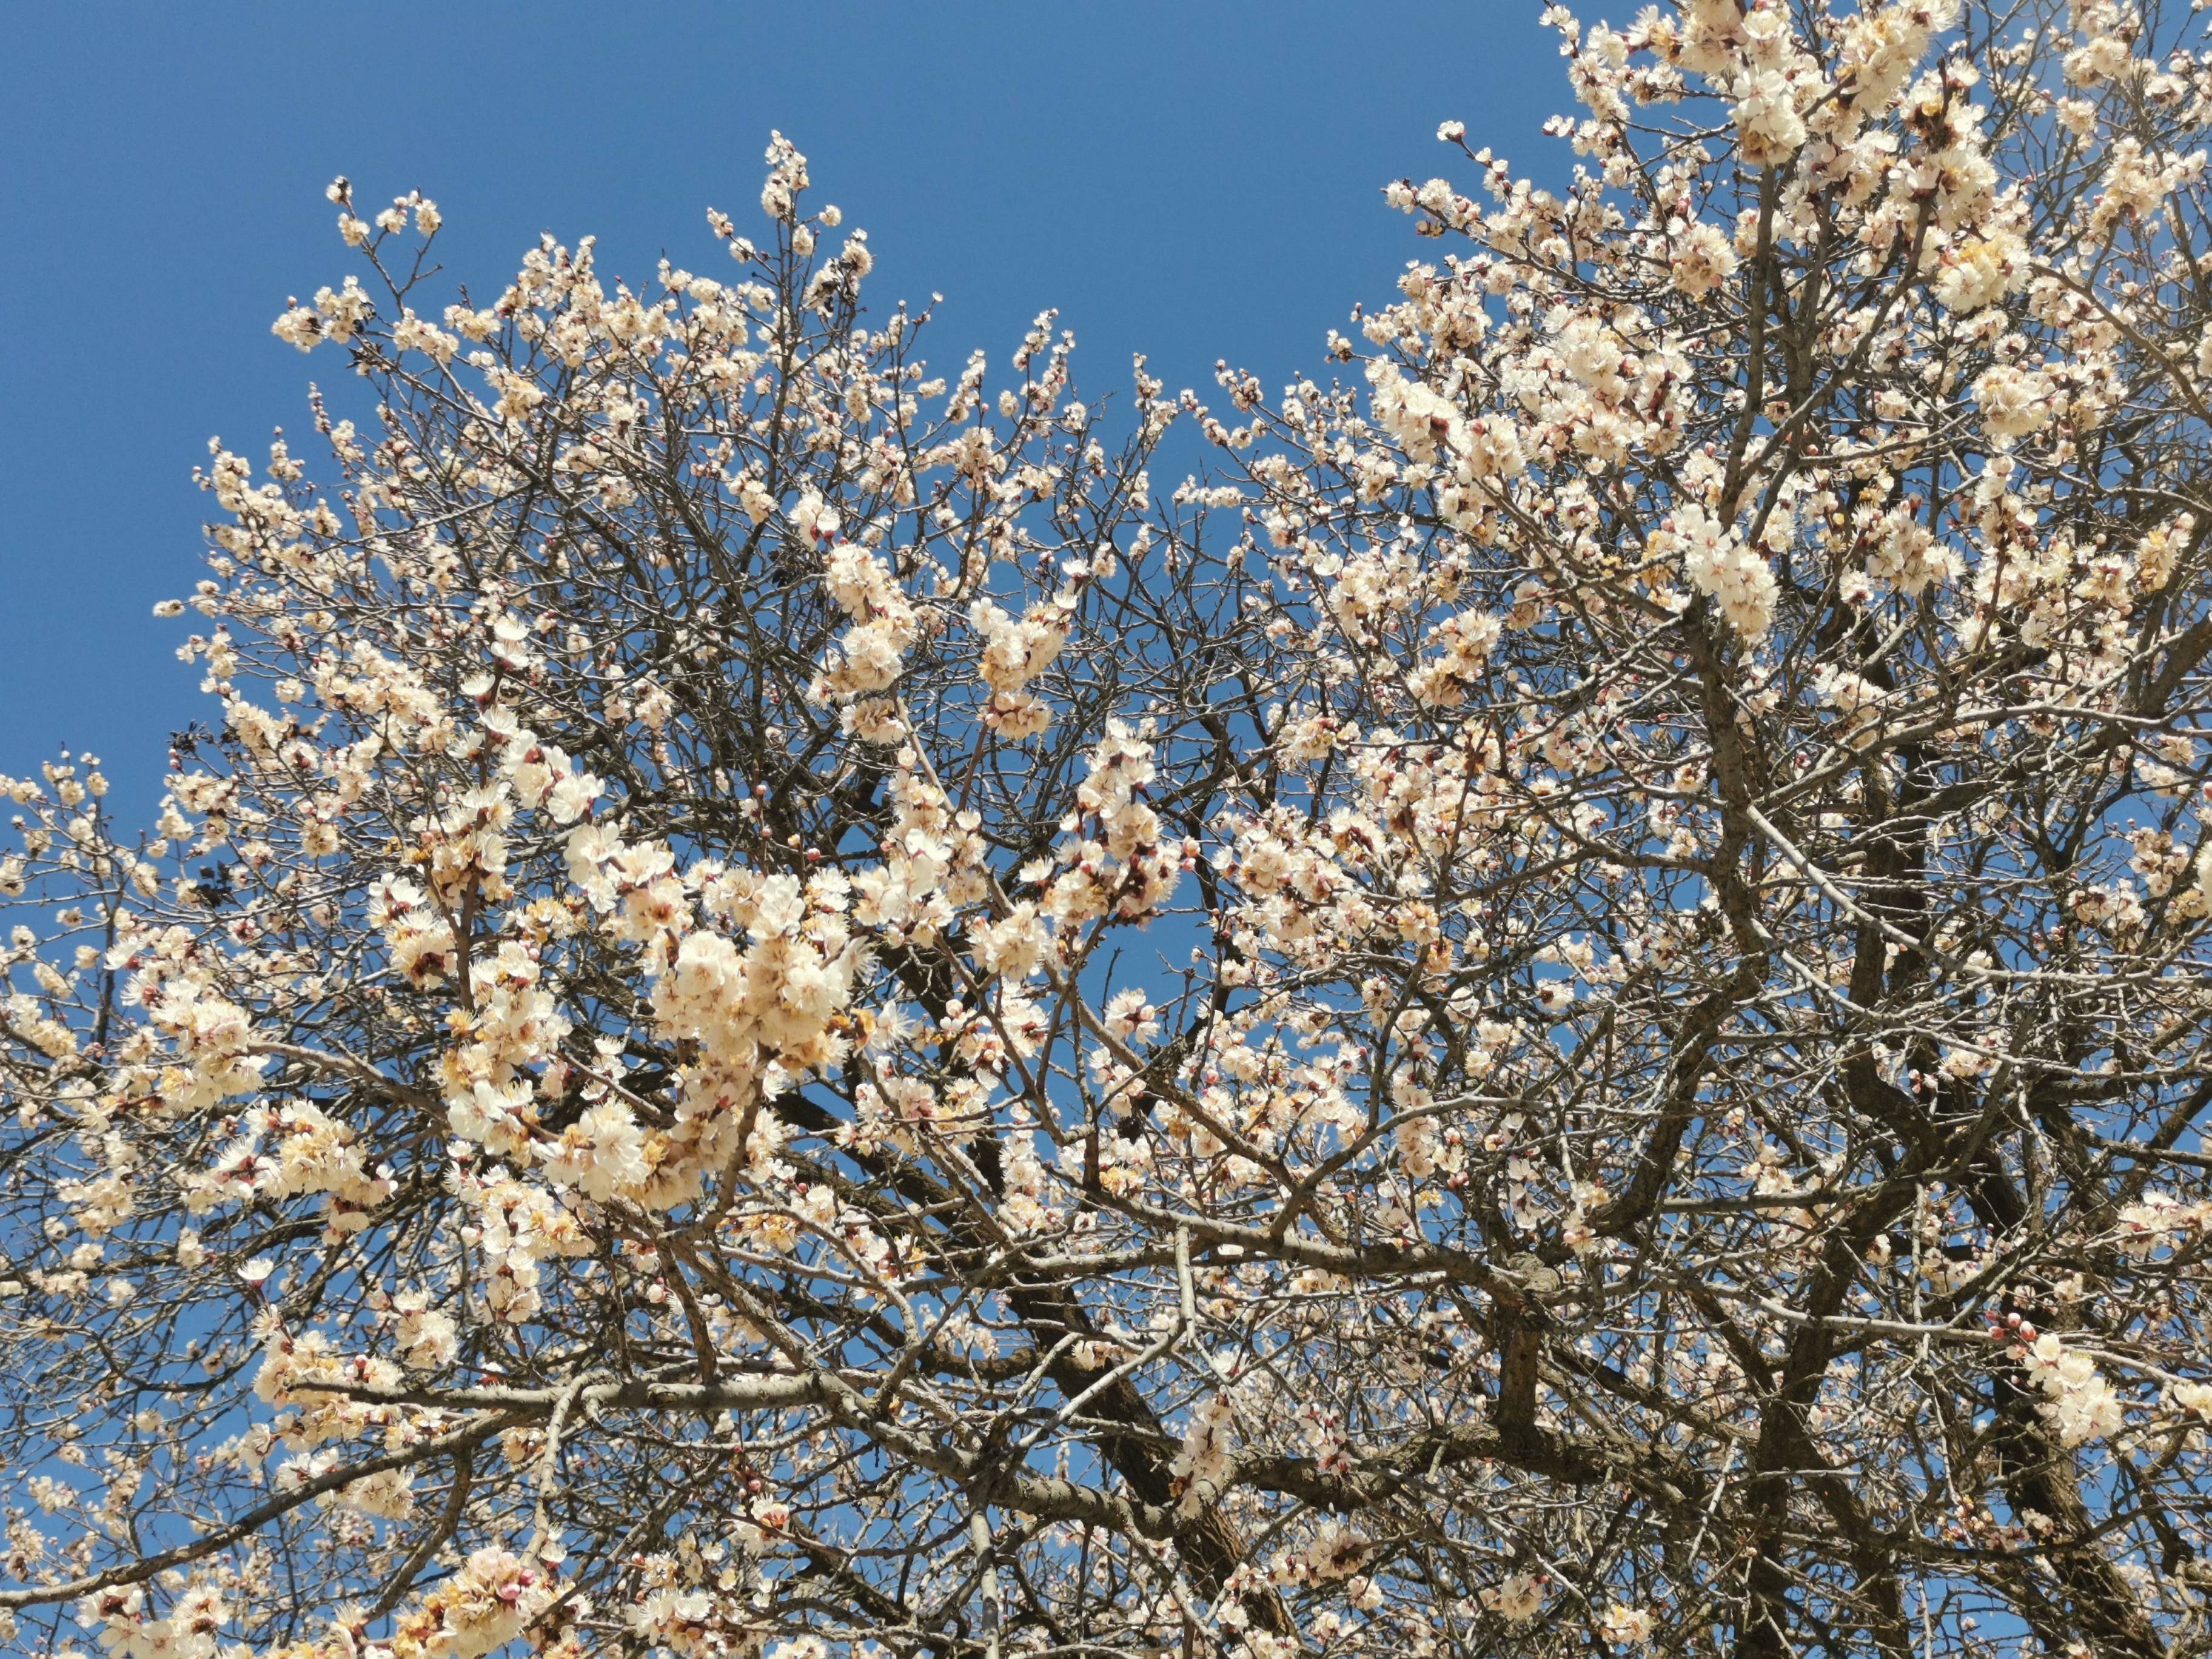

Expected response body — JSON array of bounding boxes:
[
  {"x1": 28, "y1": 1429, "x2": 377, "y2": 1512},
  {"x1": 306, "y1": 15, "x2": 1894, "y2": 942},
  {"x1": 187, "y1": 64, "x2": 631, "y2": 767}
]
[{"x1": 8, "y1": 2, "x2": 2212, "y2": 1655}]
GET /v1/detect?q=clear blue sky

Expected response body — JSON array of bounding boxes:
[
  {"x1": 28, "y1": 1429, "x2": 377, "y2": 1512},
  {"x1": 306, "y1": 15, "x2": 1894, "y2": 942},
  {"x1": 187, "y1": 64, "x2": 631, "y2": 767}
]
[{"x1": 0, "y1": 2, "x2": 1561, "y2": 827}]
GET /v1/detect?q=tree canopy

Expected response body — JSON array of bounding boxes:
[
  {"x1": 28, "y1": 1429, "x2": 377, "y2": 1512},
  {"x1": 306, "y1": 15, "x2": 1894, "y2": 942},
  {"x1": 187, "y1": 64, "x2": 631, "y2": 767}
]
[{"x1": 9, "y1": 4, "x2": 2212, "y2": 1656}]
